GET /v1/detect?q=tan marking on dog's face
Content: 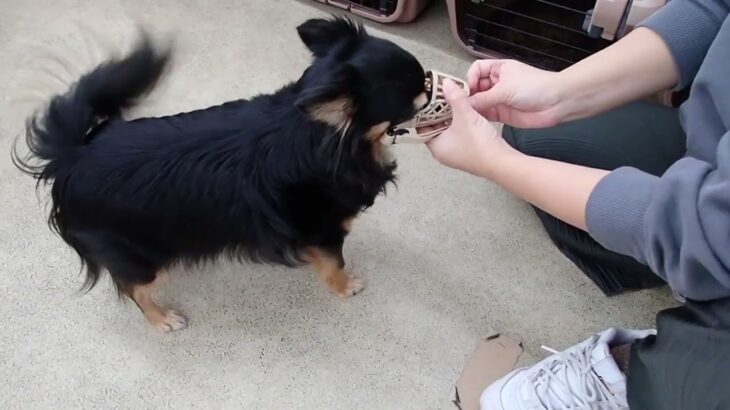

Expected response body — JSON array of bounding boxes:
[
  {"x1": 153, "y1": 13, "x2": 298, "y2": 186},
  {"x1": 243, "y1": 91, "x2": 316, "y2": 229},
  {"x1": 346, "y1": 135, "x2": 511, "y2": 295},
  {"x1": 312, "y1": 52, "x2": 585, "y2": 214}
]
[
  {"x1": 307, "y1": 97, "x2": 353, "y2": 133},
  {"x1": 366, "y1": 121, "x2": 391, "y2": 142},
  {"x1": 414, "y1": 92, "x2": 428, "y2": 110},
  {"x1": 366, "y1": 121, "x2": 394, "y2": 166}
]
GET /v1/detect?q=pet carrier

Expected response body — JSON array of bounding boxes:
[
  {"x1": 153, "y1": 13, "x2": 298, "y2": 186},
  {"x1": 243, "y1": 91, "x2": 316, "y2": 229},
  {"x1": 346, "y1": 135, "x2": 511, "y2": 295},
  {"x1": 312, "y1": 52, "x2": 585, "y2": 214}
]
[
  {"x1": 312, "y1": 0, "x2": 433, "y2": 23},
  {"x1": 446, "y1": 0, "x2": 667, "y2": 71}
]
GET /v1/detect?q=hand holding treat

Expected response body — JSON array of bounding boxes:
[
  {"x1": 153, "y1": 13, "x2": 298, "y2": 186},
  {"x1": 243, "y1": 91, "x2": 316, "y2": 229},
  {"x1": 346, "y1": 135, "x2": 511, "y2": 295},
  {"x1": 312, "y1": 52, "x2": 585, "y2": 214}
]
[
  {"x1": 425, "y1": 79, "x2": 509, "y2": 178},
  {"x1": 466, "y1": 59, "x2": 564, "y2": 128},
  {"x1": 382, "y1": 70, "x2": 470, "y2": 144}
]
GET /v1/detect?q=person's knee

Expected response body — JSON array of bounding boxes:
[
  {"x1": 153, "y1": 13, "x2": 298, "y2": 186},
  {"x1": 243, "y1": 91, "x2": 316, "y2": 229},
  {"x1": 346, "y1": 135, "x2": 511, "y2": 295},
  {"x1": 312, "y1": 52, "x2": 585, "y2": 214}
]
[
  {"x1": 501, "y1": 125, "x2": 522, "y2": 151},
  {"x1": 502, "y1": 125, "x2": 542, "y2": 156},
  {"x1": 502, "y1": 124, "x2": 570, "y2": 161}
]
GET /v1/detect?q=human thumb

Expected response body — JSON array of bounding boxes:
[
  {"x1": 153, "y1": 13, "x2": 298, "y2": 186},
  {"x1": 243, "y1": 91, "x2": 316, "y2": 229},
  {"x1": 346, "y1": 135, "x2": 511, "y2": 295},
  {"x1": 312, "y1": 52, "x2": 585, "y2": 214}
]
[
  {"x1": 468, "y1": 84, "x2": 509, "y2": 113},
  {"x1": 442, "y1": 79, "x2": 471, "y2": 118}
]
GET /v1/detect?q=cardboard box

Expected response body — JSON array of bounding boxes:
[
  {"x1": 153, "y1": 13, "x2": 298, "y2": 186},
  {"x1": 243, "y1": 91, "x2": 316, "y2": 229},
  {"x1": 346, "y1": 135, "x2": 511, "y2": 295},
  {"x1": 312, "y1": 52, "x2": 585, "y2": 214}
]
[{"x1": 453, "y1": 334, "x2": 524, "y2": 410}]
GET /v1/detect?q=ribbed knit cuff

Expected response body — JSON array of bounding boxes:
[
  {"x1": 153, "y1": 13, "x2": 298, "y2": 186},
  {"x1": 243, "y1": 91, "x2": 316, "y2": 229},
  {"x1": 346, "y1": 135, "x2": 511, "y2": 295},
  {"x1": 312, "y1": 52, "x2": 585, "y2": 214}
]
[
  {"x1": 586, "y1": 167, "x2": 659, "y2": 267},
  {"x1": 640, "y1": 0, "x2": 724, "y2": 89}
]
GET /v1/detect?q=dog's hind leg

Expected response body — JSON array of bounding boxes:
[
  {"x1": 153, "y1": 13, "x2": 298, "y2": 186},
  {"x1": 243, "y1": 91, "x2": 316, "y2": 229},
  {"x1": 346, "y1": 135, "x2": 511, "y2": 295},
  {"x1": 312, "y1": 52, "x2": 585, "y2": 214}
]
[
  {"x1": 72, "y1": 230, "x2": 187, "y2": 332},
  {"x1": 126, "y1": 274, "x2": 187, "y2": 333},
  {"x1": 304, "y1": 242, "x2": 364, "y2": 298}
]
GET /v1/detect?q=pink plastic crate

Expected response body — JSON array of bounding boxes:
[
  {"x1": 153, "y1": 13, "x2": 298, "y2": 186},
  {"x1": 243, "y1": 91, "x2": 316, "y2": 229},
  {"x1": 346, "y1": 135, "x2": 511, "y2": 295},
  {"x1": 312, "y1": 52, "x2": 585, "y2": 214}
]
[
  {"x1": 446, "y1": 0, "x2": 666, "y2": 71},
  {"x1": 445, "y1": 0, "x2": 680, "y2": 106},
  {"x1": 312, "y1": 0, "x2": 432, "y2": 23}
]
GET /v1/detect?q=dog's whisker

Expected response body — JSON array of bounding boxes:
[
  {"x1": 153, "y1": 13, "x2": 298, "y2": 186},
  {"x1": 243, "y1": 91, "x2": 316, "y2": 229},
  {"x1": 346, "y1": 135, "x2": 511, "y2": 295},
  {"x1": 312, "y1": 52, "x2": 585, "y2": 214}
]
[{"x1": 331, "y1": 120, "x2": 352, "y2": 178}]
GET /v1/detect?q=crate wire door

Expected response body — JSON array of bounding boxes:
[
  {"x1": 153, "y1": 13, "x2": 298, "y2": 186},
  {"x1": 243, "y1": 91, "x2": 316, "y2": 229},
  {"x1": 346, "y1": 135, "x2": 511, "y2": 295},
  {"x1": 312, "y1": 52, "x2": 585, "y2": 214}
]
[
  {"x1": 313, "y1": 0, "x2": 432, "y2": 23},
  {"x1": 459, "y1": 0, "x2": 612, "y2": 71},
  {"x1": 343, "y1": 0, "x2": 399, "y2": 14}
]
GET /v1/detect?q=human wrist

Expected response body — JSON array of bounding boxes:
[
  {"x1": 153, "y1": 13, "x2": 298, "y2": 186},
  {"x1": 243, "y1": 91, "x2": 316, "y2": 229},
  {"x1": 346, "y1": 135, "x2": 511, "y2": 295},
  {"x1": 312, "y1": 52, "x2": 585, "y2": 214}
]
[
  {"x1": 476, "y1": 140, "x2": 523, "y2": 180},
  {"x1": 551, "y1": 69, "x2": 587, "y2": 123}
]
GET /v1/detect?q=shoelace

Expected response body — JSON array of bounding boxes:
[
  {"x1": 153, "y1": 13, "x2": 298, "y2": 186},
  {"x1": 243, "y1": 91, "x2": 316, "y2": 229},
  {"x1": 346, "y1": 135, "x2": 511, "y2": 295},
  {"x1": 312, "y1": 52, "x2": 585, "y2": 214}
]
[{"x1": 528, "y1": 336, "x2": 623, "y2": 409}]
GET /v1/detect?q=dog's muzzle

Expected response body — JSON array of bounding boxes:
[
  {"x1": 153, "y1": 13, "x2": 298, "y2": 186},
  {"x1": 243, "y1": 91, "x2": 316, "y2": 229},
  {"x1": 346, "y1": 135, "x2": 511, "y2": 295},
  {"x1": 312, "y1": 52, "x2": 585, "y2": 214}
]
[{"x1": 381, "y1": 70, "x2": 469, "y2": 145}]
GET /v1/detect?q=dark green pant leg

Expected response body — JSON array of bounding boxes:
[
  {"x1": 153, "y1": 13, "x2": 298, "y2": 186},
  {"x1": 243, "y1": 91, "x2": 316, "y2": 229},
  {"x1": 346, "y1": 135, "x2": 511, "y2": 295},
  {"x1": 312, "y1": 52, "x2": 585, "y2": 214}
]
[
  {"x1": 627, "y1": 297, "x2": 730, "y2": 409},
  {"x1": 502, "y1": 101, "x2": 686, "y2": 295}
]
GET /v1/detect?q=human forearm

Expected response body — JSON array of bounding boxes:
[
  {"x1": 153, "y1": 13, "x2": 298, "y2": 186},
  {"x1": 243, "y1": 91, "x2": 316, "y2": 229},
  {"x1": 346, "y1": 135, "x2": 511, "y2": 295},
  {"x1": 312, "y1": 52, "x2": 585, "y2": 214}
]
[
  {"x1": 481, "y1": 150, "x2": 609, "y2": 230},
  {"x1": 429, "y1": 79, "x2": 610, "y2": 231},
  {"x1": 554, "y1": 28, "x2": 678, "y2": 122}
]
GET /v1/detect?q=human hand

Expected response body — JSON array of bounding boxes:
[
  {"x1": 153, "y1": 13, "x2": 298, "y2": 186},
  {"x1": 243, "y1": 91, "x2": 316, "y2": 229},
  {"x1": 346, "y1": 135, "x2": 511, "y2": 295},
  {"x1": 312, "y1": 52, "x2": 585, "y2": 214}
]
[
  {"x1": 425, "y1": 79, "x2": 517, "y2": 178},
  {"x1": 467, "y1": 59, "x2": 564, "y2": 128}
]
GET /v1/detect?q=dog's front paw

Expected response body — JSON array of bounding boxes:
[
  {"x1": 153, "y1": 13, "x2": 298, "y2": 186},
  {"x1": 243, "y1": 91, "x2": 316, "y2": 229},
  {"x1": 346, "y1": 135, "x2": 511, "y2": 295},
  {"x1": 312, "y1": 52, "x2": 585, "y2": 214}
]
[
  {"x1": 153, "y1": 309, "x2": 188, "y2": 332},
  {"x1": 336, "y1": 276, "x2": 365, "y2": 298}
]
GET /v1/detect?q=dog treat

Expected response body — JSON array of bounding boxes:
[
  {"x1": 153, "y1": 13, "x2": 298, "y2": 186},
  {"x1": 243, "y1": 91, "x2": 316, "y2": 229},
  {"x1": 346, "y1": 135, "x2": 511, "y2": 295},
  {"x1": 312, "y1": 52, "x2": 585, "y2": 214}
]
[{"x1": 381, "y1": 70, "x2": 469, "y2": 145}]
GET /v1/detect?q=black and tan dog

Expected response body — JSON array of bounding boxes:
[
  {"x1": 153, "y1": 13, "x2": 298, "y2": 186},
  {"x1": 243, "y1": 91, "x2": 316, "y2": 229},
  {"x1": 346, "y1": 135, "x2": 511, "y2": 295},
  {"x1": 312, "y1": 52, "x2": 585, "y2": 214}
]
[{"x1": 13, "y1": 17, "x2": 428, "y2": 331}]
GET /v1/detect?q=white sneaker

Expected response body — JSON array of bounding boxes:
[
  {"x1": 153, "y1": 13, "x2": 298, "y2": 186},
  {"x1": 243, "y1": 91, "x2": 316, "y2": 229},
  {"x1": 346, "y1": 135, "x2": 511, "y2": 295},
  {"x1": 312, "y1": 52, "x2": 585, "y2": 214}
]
[{"x1": 480, "y1": 328, "x2": 656, "y2": 410}]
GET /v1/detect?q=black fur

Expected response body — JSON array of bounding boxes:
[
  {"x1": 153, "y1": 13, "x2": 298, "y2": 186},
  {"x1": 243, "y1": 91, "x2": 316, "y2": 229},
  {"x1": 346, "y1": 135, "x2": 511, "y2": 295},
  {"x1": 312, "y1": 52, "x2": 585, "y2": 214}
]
[{"x1": 13, "y1": 17, "x2": 426, "y2": 295}]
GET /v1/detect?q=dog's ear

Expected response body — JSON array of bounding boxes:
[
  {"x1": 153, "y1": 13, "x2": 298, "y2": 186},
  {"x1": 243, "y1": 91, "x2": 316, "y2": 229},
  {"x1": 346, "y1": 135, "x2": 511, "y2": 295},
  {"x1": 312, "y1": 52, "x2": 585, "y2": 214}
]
[
  {"x1": 296, "y1": 64, "x2": 357, "y2": 130},
  {"x1": 297, "y1": 16, "x2": 365, "y2": 57}
]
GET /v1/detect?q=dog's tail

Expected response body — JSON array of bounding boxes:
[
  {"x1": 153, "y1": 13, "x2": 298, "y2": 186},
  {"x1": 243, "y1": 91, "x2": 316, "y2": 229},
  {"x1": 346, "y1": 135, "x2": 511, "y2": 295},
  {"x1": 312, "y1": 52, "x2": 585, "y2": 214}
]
[
  {"x1": 12, "y1": 32, "x2": 170, "y2": 292},
  {"x1": 12, "y1": 32, "x2": 171, "y2": 183}
]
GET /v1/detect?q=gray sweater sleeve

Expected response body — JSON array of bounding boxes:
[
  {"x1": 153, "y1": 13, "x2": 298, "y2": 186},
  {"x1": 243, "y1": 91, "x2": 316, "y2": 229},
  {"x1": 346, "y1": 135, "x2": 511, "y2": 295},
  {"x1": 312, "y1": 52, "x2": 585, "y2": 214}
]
[
  {"x1": 587, "y1": 138, "x2": 730, "y2": 300},
  {"x1": 640, "y1": 0, "x2": 728, "y2": 88},
  {"x1": 585, "y1": 0, "x2": 730, "y2": 300}
]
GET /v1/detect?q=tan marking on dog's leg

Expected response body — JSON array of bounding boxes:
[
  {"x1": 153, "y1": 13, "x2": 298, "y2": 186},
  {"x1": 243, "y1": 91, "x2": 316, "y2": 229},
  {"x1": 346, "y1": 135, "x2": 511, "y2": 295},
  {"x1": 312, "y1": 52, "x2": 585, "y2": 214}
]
[
  {"x1": 128, "y1": 275, "x2": 187, "y2": 332},
  {"x1": 304, "y1": 247, "x2": 364, "y2": 297}
]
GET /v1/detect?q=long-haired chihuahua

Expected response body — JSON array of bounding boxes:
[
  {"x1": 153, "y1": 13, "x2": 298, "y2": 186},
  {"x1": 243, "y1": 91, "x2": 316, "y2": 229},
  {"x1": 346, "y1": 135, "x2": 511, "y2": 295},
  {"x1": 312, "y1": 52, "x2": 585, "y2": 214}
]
[{"x1": 13, "y1": 17, "x2": 428, "y2": 332}]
